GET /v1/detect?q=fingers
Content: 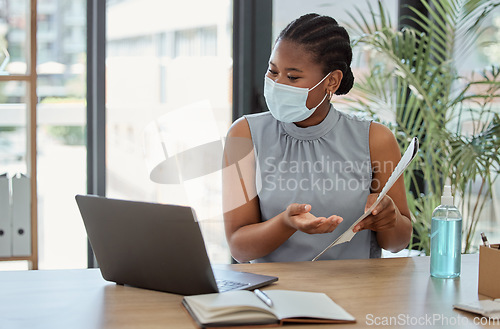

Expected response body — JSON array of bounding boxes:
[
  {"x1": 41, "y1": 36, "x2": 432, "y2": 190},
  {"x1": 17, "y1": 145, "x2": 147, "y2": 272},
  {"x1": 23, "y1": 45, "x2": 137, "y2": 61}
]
[
  {"x1": 284, "y1": 203, "x2": 312, "y2": 231},
  {"x1": 370, "y1": 195, "x2": 391, "y2": 216},
  {"x1": 323, "y1": 215, "x2": 343, "y2": 233},
  {"x1": 292, "y1": 213, "x2": 343, "y2": 234},
  {"x1": 364, "y1": 193, "x2": 393, "y2": 215},
  {"x1": 306, "y1": 215, "x2": 343, "y2": 234},
  {"x1": 353, "y1": 215, "x2": 395, "y2": 233},
  {"x1": 355, "y1": 196, "x2": 398, "y2": 233},
  {"x1": 286, "y1": 203, "x2": 343, "y2": 234},
  {"x1": 364, "y1": 193, "x2": 379, "y2": 213},
  {"x1": 287, "y1": 203, "x2": 311, "y2": 216}
]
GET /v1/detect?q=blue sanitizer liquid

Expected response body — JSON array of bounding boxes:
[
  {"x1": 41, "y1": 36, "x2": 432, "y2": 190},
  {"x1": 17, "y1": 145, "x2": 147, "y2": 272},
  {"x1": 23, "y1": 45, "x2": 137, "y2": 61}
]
[{"x1": 430, "y1": 205, "x2": 462, "y2": 278}]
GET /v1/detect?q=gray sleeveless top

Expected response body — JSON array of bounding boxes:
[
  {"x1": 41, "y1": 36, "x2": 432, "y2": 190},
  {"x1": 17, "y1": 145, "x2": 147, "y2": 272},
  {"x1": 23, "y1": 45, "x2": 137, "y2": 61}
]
[{"x1": 244, "y1": 105, "x2": 381, "y2": 262}]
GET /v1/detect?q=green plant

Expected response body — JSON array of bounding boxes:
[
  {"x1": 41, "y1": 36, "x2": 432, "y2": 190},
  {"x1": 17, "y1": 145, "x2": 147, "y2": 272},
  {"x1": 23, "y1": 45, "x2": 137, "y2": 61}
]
[{"x1": 344, "y1": 0, "x2": 500, "y2": 254}]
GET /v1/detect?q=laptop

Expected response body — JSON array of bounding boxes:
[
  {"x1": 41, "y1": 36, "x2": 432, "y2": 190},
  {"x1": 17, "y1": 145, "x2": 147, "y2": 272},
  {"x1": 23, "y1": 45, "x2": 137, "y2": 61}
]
[{"x1": 75, "y1": 194, "x2": 278, "y2": 295}]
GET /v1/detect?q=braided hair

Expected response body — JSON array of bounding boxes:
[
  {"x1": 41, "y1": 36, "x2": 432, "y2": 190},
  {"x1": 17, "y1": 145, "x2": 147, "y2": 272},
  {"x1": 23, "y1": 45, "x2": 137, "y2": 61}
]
[{"x1": 277, "y1": 13, "x2": 354, "y2": 95}]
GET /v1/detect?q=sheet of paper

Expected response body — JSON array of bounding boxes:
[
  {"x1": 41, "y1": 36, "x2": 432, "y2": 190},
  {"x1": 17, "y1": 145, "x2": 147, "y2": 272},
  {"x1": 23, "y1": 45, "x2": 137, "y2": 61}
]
[
  {"x1": 453, "y1": 299, "x2": 500, "y2": 318},
  {"x1": 312, "y1": 137, "x2": 419, "y2": 261}
]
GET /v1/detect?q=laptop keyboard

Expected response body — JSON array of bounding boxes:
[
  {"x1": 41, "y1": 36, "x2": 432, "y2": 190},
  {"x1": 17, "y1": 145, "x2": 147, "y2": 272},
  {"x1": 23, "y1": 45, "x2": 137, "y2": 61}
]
[{"x1": 216, "y1": 279, "x2": 250, "y2": 292}]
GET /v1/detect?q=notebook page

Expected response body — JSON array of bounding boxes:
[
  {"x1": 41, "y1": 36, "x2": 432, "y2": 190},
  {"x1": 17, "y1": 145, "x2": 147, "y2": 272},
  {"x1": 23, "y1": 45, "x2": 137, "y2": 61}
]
[{"x1": 267, "y1": 290, "x2": 355, "y2": 321}]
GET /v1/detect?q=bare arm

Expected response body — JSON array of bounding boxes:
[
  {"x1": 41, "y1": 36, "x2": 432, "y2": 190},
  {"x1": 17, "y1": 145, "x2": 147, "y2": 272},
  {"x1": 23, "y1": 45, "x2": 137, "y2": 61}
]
[
  {"x1": 353, "y1": 122, "x2": 413, "y2": 252},
  {"x1": 222, "y1": 118, "x2": 342, "y2": 262}
]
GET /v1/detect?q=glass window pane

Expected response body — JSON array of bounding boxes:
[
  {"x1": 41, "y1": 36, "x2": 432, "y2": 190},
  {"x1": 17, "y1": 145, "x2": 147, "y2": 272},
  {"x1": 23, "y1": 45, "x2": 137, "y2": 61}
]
[
  {"x1": 0, "y1": 0, "x2": 29, "y2": 75},
  {"x1": 0, "y1": 81, "x2": 27, "y2": 175},
  {"x1": 106, "y1": 0, "x2": 233, "y2": 264},
  {"x1": 272, "y1": 0, "x2": 398, "y2": 39},
  {"x1": 36, "y1": 0, "x2": 87, "y2": 270}
]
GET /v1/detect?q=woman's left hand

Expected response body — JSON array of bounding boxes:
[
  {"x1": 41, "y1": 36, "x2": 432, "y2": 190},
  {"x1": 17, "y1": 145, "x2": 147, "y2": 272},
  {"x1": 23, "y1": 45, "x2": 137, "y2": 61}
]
[{"x1": 353, "y1": 193, "x2": 400, "y2": 233}]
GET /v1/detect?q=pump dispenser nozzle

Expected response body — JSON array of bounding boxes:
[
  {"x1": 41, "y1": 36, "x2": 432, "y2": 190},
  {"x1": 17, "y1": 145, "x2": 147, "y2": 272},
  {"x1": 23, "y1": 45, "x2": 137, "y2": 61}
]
[{"x1": 441, "y1": 185, "x2": 454, "y2": 206}]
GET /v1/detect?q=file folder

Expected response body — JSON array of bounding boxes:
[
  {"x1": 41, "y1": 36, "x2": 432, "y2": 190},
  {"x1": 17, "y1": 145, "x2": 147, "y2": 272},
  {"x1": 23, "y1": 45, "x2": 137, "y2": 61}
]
[
  {"x1": 0, "y1": 174, "x2": 11, "y2": 257},
  {"x1": 11, "y1": 174, "x2": 31, "y2": 257}
]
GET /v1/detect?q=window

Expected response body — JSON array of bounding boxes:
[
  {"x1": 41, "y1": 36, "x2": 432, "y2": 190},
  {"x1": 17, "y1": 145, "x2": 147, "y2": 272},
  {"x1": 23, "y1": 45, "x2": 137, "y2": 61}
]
[
  {"x1": 106, "y1": 0, "x2": 233, "y2": 264},
  {"x1": 36, "y1": 0, "x2": 87, "y2": 270},
  {"x1": 0, "y1": 0, "x2": 34, "y2": 270},
  {"x1": 0, "y1": 0, "x2": 87, "y2": 270}
]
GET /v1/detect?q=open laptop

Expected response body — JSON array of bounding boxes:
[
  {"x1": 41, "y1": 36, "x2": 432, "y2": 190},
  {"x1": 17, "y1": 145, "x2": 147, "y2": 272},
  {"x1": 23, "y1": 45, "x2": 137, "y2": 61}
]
[{"x1": 75, "y1": 194, "x2": 278, "y2": 295}]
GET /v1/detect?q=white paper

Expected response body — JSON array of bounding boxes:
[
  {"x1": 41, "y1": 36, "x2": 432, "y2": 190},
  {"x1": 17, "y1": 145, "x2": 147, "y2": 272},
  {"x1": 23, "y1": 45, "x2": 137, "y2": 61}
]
[
  {"x1": 312, "y1": 137, "x2": 419, "y2": 261},
  {"x1": 454, "y1": 299, "x2": 500, "y2": 318}
]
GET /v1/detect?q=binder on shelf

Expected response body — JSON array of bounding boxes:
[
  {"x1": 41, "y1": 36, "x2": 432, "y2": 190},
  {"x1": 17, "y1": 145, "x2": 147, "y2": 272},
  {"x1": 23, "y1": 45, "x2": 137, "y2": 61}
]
[
  {"x1": 11, "y1": 174, "x2": 31, "y2": 257},
  {"x1": 0, "y1": 174, "x2": 12, "y2": 257}
]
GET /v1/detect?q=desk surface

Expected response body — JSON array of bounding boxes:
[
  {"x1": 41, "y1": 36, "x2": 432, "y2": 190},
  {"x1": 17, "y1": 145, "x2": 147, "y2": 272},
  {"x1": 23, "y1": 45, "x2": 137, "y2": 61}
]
[{"x1": 0, "y1": 254, "x2": 495, "y2": 329}]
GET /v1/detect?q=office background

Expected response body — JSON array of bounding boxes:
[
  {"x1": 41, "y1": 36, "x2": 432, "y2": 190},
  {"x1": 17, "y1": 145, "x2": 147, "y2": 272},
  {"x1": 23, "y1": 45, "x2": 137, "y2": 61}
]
[{"x1": 0, "y1": 0, "x2": 499, "y2": 270}]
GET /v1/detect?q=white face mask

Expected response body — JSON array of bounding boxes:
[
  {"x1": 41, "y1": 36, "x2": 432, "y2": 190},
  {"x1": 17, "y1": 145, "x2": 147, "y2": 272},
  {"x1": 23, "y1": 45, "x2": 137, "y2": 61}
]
[{"x1": 264, "y1": 73, "x2": 331, "y2": 123}]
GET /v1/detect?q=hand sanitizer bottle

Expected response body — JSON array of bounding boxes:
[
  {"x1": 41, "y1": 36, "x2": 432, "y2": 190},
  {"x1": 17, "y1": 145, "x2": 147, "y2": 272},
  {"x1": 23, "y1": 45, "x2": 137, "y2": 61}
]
[{"x1": 430, "y1": 186, "x2": 462, "y2": 278}]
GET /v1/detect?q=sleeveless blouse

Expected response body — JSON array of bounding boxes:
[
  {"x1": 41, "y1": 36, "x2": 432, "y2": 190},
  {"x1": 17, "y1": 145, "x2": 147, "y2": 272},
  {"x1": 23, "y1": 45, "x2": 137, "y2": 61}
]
[{"x1": 244, "y1": 105, "x2": 381, "y2": 262}]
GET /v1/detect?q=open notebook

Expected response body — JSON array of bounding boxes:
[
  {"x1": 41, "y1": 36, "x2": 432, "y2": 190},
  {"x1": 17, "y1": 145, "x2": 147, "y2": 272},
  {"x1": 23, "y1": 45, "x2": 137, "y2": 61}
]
[{"x1": 182, "y1": 289, "x2": 356, "y2": 328}]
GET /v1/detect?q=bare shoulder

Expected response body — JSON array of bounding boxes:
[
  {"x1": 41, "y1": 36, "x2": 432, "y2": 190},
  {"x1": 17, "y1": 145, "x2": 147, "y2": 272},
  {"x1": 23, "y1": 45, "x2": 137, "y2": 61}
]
[
  {"x1": 224, "y1": 117, "x2": 254, "y2": 167},
  {"x1": 369, "y1": 122, "x2": 401, "y2": 163},
  {"x1": 369, "y1": 122, "x2": 396, "y2": 145},
  {"x1": 226, "y1": 116, "x2": 251, "y2": 139}
]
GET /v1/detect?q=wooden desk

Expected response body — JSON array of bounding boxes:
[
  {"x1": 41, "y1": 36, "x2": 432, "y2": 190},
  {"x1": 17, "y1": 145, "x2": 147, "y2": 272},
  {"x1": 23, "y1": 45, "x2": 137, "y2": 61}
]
[{"x1": 0, "y1": 254, "x2": 495, "y2": 328}]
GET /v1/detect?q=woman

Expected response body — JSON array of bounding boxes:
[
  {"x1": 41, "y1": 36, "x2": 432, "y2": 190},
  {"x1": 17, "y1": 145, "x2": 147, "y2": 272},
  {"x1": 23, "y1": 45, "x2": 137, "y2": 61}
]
[{"x1": 223, "y1": 13, "x2": 412, "y2": 263}]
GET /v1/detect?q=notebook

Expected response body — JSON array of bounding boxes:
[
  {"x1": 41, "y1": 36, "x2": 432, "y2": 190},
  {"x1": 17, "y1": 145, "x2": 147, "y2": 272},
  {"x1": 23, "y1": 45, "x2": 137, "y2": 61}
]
[
  {"x1": 75, "y1": 194, "x2": 278, "y2": 295},
  {"x1": 182, "y1": 289, "x2": 356, "y2": 328}
]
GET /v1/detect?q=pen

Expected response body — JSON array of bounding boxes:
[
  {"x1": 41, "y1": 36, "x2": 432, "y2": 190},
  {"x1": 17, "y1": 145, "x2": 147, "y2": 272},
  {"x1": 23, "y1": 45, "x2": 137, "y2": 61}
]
[
  {"x1": 254, "y1": 289, "x2": 273, "y2": 307},
  {"x1": 481, "y1": 232, "x2": 490, "y2": 248}
]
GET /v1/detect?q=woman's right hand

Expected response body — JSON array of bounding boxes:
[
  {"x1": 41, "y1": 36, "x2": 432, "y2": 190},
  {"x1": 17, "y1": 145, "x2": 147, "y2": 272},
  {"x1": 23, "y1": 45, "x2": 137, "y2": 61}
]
[{"x1": 284, "y1": 203, "x2": 343, "y2": 234}]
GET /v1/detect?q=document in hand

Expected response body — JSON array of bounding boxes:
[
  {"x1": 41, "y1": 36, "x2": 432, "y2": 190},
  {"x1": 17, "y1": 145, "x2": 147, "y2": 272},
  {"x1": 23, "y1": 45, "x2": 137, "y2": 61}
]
[
  {"x1": 312, "y1": 137, "x2": 419, "y2": 261},
  {"x1": 182, "y1": 290, "x2": 356, "y2": 328}
]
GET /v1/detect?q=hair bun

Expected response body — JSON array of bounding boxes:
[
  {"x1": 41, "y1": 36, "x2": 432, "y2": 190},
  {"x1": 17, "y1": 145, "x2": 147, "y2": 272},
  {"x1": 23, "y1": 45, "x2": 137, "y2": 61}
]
[
  {"x1": 335, "y1": 66, "x2": 354, "y2": 95},
  {"x1": 278, "y1": 14, "x2": 354, "y2": 96}
]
